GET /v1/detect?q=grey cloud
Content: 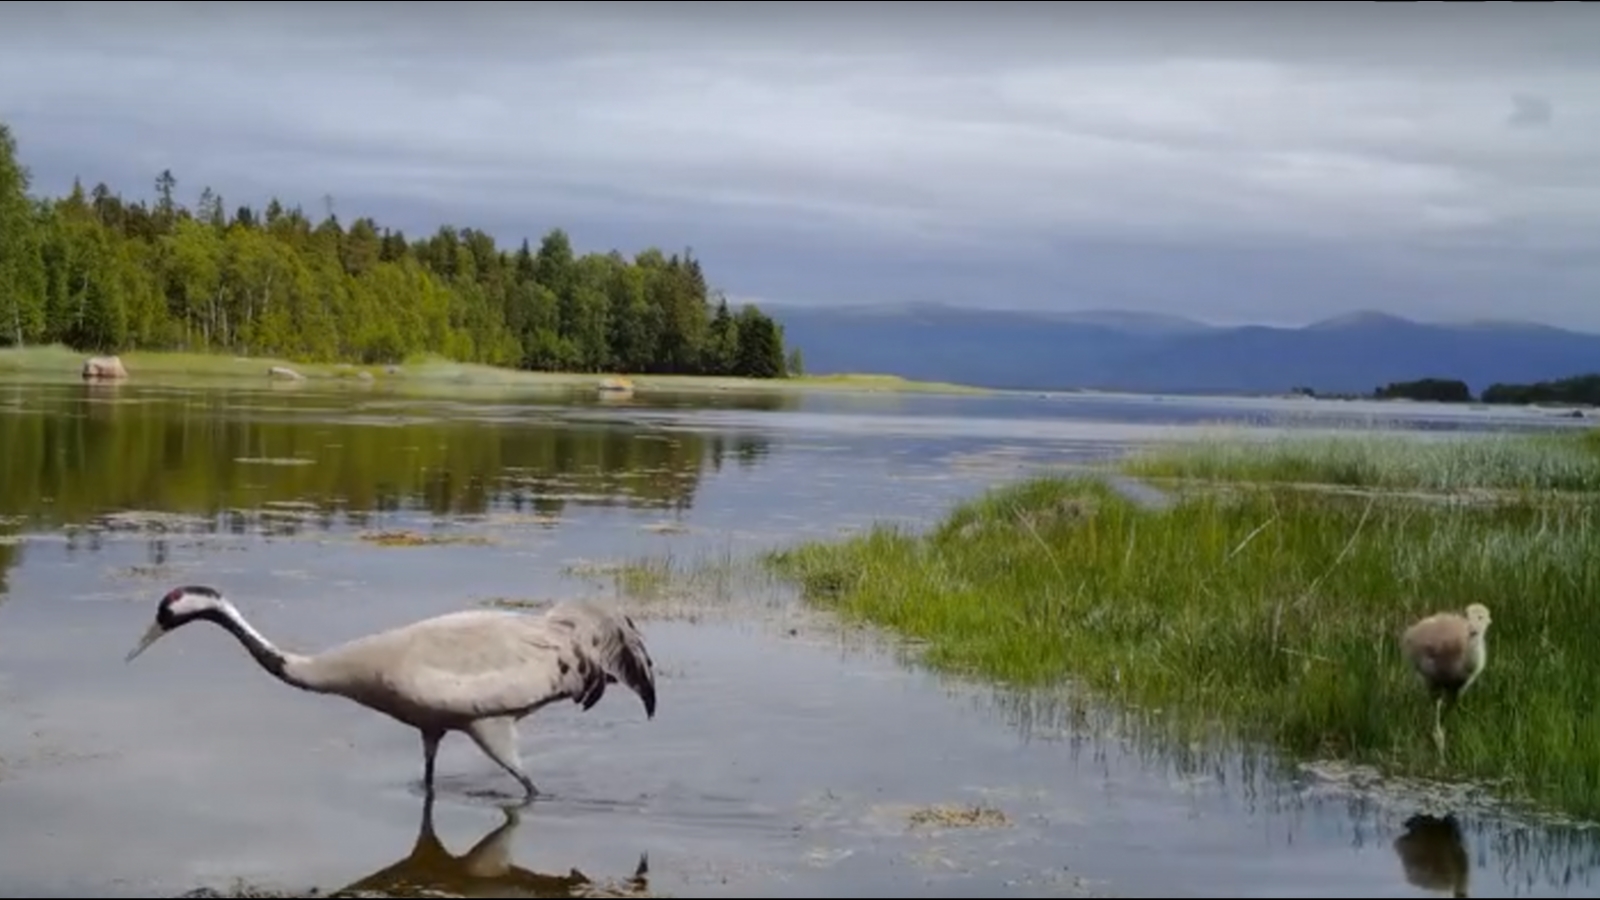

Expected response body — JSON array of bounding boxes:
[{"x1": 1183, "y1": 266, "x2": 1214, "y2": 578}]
[
  {"x1": 2, "y1": 1, "x2": 1600, "y2": 329},
  {"x1": 1509, "y1": 93, "x2": 1555, "y2": 129}
]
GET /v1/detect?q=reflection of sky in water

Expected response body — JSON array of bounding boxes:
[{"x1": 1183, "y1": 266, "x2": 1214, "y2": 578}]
[{"x1": 0, "y1": 381, "x2": 1595, "y2": 897}]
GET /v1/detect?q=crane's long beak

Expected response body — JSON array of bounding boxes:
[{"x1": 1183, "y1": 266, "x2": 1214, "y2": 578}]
[{"x1": 125, "y1": 621, "x2": 166, "y2": 663}]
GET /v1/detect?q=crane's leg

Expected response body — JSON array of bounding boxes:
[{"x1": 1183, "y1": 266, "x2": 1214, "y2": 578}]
[
  {"x1": 1432, "y1": 697, "x2": 1447, "y2": 756},
  {"x1": 418, "y1": 788, "x2": 441, "y2": 843},
  {"x1": 465, "y1": 716, "x2": 538, "y2": 801},
  {"x1": 420, "y1": 730, "x2": 444, "y2": 797}
]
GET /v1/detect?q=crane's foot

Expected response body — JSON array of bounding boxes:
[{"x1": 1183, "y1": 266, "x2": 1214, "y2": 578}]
[
  {"x1": 498, "y1": 797, "x2": 533, "y2": 824},
  {"x1": 465, "y1": 781, "x2": 539, "y2": 808},
  {"x1": 485, "y1": 784, "x2": 537, "y2": 820},
  {"x1": 1433, "y1": 724, "x2": 1447, "y2": 757}
]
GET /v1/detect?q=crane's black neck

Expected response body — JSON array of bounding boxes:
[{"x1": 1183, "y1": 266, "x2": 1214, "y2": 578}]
[{"x1": 196, "y1": 605, "x2": 292, "y2": 681}]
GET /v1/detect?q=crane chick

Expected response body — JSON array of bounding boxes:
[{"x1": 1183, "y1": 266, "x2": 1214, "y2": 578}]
[
  {"x1": 1401, "y1": 603, "x2": 1491, "y2": 755},
  {"x1": 125, "y1": 585, "x2": 658, "y2": 800}
]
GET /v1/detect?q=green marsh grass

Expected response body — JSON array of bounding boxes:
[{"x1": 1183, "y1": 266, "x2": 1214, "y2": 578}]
[
  {"x1": 1118, "y1": 427, "x2": 1600, "y2": 493},
  {"x1": 764, "y1": 460, "x2": 1600, "y2": 820}
]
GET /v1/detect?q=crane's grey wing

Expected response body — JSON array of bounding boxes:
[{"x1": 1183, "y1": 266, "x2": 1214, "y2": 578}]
[
  {"x1": 542, "y1": 599, "x2": 657, "y2": 717},
  {"x1": 385, "y1": 607, "x2": 656, "y2": 721}
]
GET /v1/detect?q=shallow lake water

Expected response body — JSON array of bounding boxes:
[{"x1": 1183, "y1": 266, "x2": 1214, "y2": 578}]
[{"x1": 0, "y1": 377, "x2": 1596, "y2": 898}]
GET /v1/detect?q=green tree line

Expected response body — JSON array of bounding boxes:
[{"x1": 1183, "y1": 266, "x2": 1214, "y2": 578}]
[
  {"x1": 1372, "y1": 377, "x2": 1473, "y2": 403},
  {"x1": 1480, "y1": 374, "x2": 1600, "y2": 407},
  {"x1": 0, "y1": 119, "x2": 793, "y2": 378},
  {"x1": 1301, "y1": 374, "x2": 1600, "y2": 407}
]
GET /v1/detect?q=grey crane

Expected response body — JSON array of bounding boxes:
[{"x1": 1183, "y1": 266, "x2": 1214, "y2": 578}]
[
  {"x1": 1400, "y1": 602, "x2": 1491, "y2": 755},
  {"x1": 124, "y1": 585, "x2": 658, "y2": 800}
]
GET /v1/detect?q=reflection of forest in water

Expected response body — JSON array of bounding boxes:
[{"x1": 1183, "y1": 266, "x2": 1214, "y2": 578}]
[{"x1": 0, "y1": 382, "x2": 780, "y2": 592}]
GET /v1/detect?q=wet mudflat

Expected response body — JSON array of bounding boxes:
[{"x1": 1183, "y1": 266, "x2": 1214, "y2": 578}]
[{"x1": 0, "y1": 379, "x2": 1595, "y2": 898}]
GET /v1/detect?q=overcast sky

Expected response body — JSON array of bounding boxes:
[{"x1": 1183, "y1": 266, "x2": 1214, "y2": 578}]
[{"x1": 1, "y1": 1, "x2": 1598, "y2": 329}]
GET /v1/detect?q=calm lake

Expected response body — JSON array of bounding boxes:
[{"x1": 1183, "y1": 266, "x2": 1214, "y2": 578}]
[{"x1": 0, "y1": 375, "x2": 1594, "y2": 898}]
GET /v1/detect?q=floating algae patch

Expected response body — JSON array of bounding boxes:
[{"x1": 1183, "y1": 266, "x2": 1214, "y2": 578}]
[
  {"x1": 526, "y1": 491, "x2": 619, "y2": 504},
  {"x1": 357, "y1": 530, "x2": 495, "y2": 548},
  {"x1": 255, "y1": 507, "x2": 328, "y2": 530},
  {"x1": 906, "y1": 802, "x2": 1013, "y2": 832},
  {"x1": 233, "y1": 457, "x2": 317, "y2": 467},
  {"x1": 89, "y1": 510, "x2": 215, "y2": 535},
  {"x1": 1296, "y1": 758, "x2": 1520, "y2": 821},
  {"x1": 799, "y1": 790, "x2": 1014, "y2": 837},
  {"x1": 793, "y1": 791, "x2": 1093, "y2": 894}
]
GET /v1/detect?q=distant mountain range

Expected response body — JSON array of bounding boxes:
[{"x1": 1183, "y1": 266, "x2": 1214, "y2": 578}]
[{"x1": 764, "y1": 302, "x2": 1600, "y2": 396}]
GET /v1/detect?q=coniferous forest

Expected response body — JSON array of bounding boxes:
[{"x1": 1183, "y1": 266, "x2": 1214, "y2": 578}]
[{"x1": 0, "y1": 120, "x2": 793, "y2": 378}]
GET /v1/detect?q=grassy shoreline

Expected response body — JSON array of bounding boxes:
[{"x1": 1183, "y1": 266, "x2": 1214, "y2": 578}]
[
  {"x1": 1119, "y1": 426, "x2": 1600, "y2": 493},
  {"x1": 763, "y1": 428, "x2": 1600, "y2": 821},
  {"x1": 0, "y1": 344, "x2": 988, "y2": 397}
]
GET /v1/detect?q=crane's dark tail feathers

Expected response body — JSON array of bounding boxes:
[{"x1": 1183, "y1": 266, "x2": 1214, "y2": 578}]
[{"x1": 549, "y1": 599, "x2": 658, "y2": 719}]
